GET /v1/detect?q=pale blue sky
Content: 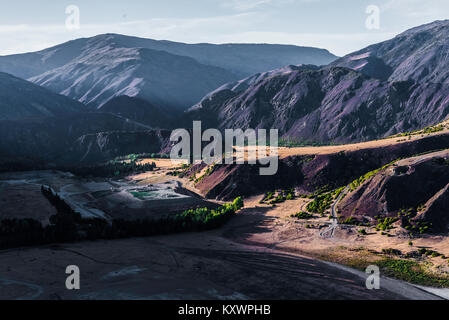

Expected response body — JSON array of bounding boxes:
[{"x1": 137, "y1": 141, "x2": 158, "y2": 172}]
[{"x1": 0, "y1": 0, "x2": 448, "y2": 56}]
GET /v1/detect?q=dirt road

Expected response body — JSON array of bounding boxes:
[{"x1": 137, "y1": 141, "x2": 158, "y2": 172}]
[{"x1": 320, "y1": 188, "x2": 348, "y2": 239}]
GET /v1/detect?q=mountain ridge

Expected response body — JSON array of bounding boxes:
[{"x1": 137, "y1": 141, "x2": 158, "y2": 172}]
[
  {"x1": 0, "y1": 72, "x2": 86, "y2": 121},
  {"x1": 331, "y1": 19, "x2": 449, "y2": 84},
  {"x1": 187, "y1": 20, "x2": 449, "y2": 143},
  {"x1": 28, "y1": 45, "x2": 237, "y2": 109},
  {"x1": 0, "y1": 34, "x2": 338, "y2": 109}
]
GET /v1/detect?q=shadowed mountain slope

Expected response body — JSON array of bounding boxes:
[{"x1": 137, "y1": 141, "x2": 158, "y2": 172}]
[
  {"x1": 0, "y1": 72, "x2": 86, "y2": 121},
  {"x1": 98, "y1": 95, "x2": 173, "y2": 128}
]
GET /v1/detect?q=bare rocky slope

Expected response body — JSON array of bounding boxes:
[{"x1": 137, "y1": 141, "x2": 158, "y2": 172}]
[
  {"x1": 0, "y1": 34, "x2": 337, "y2": 110},
  {"x1": 193, "y1": 133, "x2": 449, "y2": 201},
  {"x1": 188, "y1": 20, "x2": 449, "y2": 144},
  {"x1": 332, "y1": 20, "x2": 449, "y2": 84},
  {"x1": 28, "y1": 45, "x2": 236, "y2": 109},
  {"x1": 339, "y1": 150, "x2": 449, "y2": 233}
]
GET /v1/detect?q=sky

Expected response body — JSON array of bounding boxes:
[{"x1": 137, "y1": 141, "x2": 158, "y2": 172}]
[{"x1": 0, "y1": 0, "x2": 448, "y2": 56}]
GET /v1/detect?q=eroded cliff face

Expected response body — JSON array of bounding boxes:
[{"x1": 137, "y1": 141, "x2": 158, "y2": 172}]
[
  {"x1": 339, "y1": 155, "x2": 449, "y2": 227},
  {"x1": 187, "y1": 66, "x2": 449, "y2": 144},
  {"x1": 192, "y1": 134, "x2": 449, "y2": 201}
]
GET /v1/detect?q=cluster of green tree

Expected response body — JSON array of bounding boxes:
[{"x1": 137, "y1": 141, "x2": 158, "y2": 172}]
[
  {"x1": 338, "y1": 216, "x2": 369, "y2": 226},
  {"x1": 194, "y1": 164, "x2": 216, "y2": 184},
  {"x1": 396, "y1": 208, "x2": 433, "y2": 234},
  {"x1": 382, "y1": 248, "x2": 402, "y2": 256},
  {"x1": 358, "y1": 229, "x2": 367, "y2": 235},
  {"x1": 291, "y1": 212, "x2": 313, "y2": 219},
  {"x1": 404, "y1": 220, "x2": 433, "y2": 234},
  {"x1": 278, "y1": 138, "x2": 341, "y2": 148},
  {"x1": 81, "y1": 197, "x2": 243, "y2": 240},
  {"x1": 307, "y1": 193, "x2": 333, "y2": 214},
  {"x1": 375, "y1": 216, "x2": 398, "y2": 231},
  {"x1": 175, "y1": 197, "x2": 244, "y2": 231},
  {"x1": 259, "y1": 189, "x2": 295, "y2": 205},
  {"x1": 167, "y1": 170, "x2": 182, "y2": 177},
  {"x1": 417, "y1": 248, "x2": 446, "y2": 258},
  {"x1": 260, "y1": 191, "x2": 275, "y2": 203},
  {"x1": 114, "y1": 153, "x2": 171, "y2": 162},
  {"x1": 350, "y1": 160, "x2": 399, "y2": 191},
  {"x1": 68, "y1": 160, "x2": 156, "y2": 178},
  {"x1": 0, "y1": 187, "x2": 244, "y2": 249},
  {"x1": 298, "y1": 185, "x2": 341, "y2": 200},
  {"x1": 388, "y1": 124, "x2": 446, "y2": 139},
  {"x1": 314, "y1": 185, "x2": 333, "y2": 195},
  {"x1": 297, "y1": 194, "x2": 316, "y2": 199},
  {"x1": 376, "y1": 258, "x2": 449, "y2": 287},
  {"x1": 166, "y1": 164, "x2": 192, "y2": 177}
]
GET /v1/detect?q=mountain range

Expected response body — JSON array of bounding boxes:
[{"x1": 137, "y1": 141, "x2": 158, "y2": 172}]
[
  {"x1": 0, "y1": 34, "x2": 337, "y2": 109},
  {"x1": 1, "y1": 21, "x2": 449, "y2": 167},
  {"x1": 188, "y1": 20, "x2": 449, "y2": 143}
]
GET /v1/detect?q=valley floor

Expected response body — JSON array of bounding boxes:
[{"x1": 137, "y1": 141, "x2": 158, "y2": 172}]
[
  {"x1": 0, "y1": 201, "x2": 442, "y2": 300},
  {"x1": 0, "y1": 167, "x2": 447, "y2": 300},
  {"x1": 2, "y1": 142, "x2": 449, "y2": 300}
]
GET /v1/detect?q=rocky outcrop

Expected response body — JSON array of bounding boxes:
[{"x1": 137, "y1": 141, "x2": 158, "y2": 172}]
[{"x1": 340, "y1": 154, "x2": 449, "y2": 214}]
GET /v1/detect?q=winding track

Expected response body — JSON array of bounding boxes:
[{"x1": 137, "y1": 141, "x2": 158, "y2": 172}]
[
  {"x1": 320, "y1": 187, "x2": 349, "y2": 239},
  {"x1": 319, "y1": 150, "x2": 449, "y2": 239}
]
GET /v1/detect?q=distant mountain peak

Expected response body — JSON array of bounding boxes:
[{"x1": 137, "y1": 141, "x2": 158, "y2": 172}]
[
  {"x1": 0, "y1": 34, "x2": 337, "y2": 110},
  {"x1": 398, "y1": 19, "x2": 449, "y2": 36},
  {"x1": 332, "y1": 19, "x2": 449, "y2": 84}
]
